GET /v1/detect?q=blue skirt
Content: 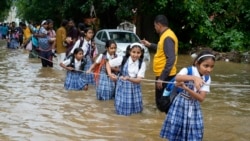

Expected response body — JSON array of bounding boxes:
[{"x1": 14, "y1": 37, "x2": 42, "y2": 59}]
[
  {"x1": 115, "y1": 78, "x2": 143, "y2": 116},
  {"x1": 83, "y1": 55, "x2": 95, "y2": 85},
  {"x1": 64, "y1": 71, "x2": 87, "y2": 90},
  {"x1": 95, "y1": 71, "x2": 116, "y2": 100},
  {"x1": 160, "y1": 94, "x2": 204, "y2": 141},
  {"x1": 8, "y1": 39, "x2": 19, "y2": 49}
]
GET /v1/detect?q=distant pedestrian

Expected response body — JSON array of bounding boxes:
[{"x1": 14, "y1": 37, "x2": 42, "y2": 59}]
[
  {"x1": 65, "y1": 19, "x2": 78, "y2": 56},
  {"x1": 56, "y1": 19, "x2": 68, "y2": 69},
  {"x1": 17, "y1": 22, "x2": 24, "y2": 47},
  {"x1": 37, "y1": 20, "x2": 54, "y2": 67},
  {"x1": 1, "y1": 23, "x2": 8, "y2": 39},
  {"x1": 7, "y1": 28, "x2": 19, "y2": 49}
]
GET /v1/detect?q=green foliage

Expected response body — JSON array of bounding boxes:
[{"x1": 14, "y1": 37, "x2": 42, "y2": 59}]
[
  {"x1": 0, "y1": 0, "x2": 12, "y2": 21},
  {"x1": 174, "y1": 0, "x2": 249, "y2": 52},
  {"x1": 10, "y1": 0, "x2": 250, "y2": 52},
  {"x1": 211, "y1": 29, "x2": 244, "y2": 52}
]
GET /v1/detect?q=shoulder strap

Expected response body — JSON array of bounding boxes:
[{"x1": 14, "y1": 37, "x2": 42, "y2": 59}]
[
  {"x1": 67, "y1": 56, "x2": 74, "y2": 68},
  {"x1": 120, "y1": 56, "x2": 128, "y2": 75},
  {"x1": 121, "y1": 56, "x2": 128, "y2": 68},
  {"x1": 79, "y1": 39, "x2": 84, "y2": 48},
  {"x1": 187, "y1": 66, "x2": 192, "y2": 75},
  {"x1": 80, "y1": 58, "x2": 87, "y2": 70},
  {"x1": 138, "y1": 59, "x2": 143, "y2": 70},
  {"x1": 204, "y1": 75, "x2": 209, "y2": 82},
  {"x1": 187, "y1": 66, "x2": 209, "y2": 82}
]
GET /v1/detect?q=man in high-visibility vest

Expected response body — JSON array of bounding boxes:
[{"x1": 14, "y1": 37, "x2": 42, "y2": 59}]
[{"x1": 141, "y1": 14, "x2": 178, "y2": 113}]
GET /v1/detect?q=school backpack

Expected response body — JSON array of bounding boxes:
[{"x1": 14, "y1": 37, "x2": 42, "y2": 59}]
[
  {"x1": 67, "y1": 56, "x2": 87, "y2": 71},
  {"x1": 158, "y1": 66, "x2": 209, "y2": 113},
  {"x1": 92, "y1": 53, "x2": 118, "y2": 85},
  {"x1": 65, "y1": 39, "x2": 84, "y2": 60},
  {"x1": 65, "y1": 39, "x2": 86, "y2": 70}
]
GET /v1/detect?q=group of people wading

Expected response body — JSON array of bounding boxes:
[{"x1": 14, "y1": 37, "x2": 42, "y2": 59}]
[{"x1": 2, "y1": 15, "x2": 216, "y2": 141}]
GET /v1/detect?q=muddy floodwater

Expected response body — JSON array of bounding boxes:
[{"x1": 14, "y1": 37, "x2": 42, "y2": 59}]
[{"x1": 0, "y1": 43, "x2": 249, "y2": 141}]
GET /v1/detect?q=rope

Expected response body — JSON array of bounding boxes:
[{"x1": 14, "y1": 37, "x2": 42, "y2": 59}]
[{"x1": 31, "y1": 51, "x2": 250, "y2": 88}]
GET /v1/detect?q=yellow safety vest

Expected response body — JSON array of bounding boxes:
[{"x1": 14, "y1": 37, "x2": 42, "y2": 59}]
[{"x1": 153, "y1": 28, "x2": 178, "y2": 76}]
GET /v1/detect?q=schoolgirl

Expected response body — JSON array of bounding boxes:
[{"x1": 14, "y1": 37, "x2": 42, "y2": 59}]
[
  {"x1": 108, "y1": 42, "x2": 146, "y2": 116},
  {"x1": 70, "y1": 26, "x2": 95, "y2": 89},
  {"x1": 87, "y1": 40, "x2": 118, "y2": 100},
  {"x1": 160, "y1": 50, "x2": 216, "y2": 141},
  {"x1": 60, "y1": 48, "x2": 87, "y2": 90}
]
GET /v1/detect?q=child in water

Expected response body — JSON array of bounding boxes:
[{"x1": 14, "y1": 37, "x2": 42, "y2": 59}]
[
  {"x1": 87, "y1": 40, "x2": 118, "y2": 100},
  {"x1": 160, "y1": 50, "x2": 215, "y2": 141},
  {"x1": 108, "y1": 42, "x2": 146, "y2": 116},
  {"x1": 60, "y1": 48, "x2": 87, "y2": 90}
]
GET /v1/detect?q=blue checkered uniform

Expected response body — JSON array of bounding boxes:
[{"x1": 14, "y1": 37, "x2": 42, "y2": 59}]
[
  {"x1": 95, "y1": 56, "x2": 116, "y2": 100},
  {"x1": 114, "y1": 61, "x2": 143, "y2": 116},
  {"x1": 83, "y1": 55, "x2": 95, "y2": 85},
  {"x1": 64, "y1": 71, "x2": 87, "y2": 90},
  {"x1": 160, "y1": 81, "x2": 204, "y2": 141}
]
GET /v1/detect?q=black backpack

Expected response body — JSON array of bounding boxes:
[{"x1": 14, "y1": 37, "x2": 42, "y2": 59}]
[
  {"x1": 65, "y1": 39, "x2": 84, "y2": 60},
  {"x1": 67, "y1": 56, "x2": 87, "y2": 70}
]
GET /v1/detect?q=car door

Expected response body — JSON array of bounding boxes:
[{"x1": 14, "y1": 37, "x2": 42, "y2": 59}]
[{"x1": 94, "y1": 31, "x2": 104, "y2": 54}]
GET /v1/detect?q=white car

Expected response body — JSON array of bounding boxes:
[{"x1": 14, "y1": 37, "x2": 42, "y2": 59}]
[{"x1": 94, "y1": 29, "x2": 150, "y2": 63}]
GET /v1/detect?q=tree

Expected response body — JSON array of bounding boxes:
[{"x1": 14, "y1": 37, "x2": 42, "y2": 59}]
[
  {"x1": 0, "y1": 0, "x2": 12, "y2": 21},
  {"x1": 13, "y1": 0, "x2": 250, "y2": 52}
]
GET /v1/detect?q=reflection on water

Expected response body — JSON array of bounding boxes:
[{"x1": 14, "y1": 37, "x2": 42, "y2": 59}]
[{"x1": 0, "y1": 44, "x2": 249, "y2": 141}]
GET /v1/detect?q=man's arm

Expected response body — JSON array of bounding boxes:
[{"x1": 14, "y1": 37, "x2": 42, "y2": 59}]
[
  {"x1": 149, "y1": 43, "x2": 157, "y2": 50},
  {"x1": 159, "y1": 37, "x2": 176, "y2": 80},
  {"x1": 141, "y1": 39, "x2": 157, "y2": 50}
]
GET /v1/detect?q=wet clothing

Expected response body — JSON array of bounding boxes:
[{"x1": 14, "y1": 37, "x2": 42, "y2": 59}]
[
  {"x1": 16, "y1": 26, "x2": 23, "y2": 45},
  {"x1": 160, "y1": 66, "x2": 211, "y2": 140},
  {"x1": 72, "y1": 39, "x2": 95, "y2": 85},
  {"x1": 111, "y1": 57, "x2": 146, "y2": 116},
  {"x1": 38, "y1": 27, "x2": 50, "y2": 51},
  {"x1": 95, "y1": 53, "x2": 117, "y2": 100},
  {"x1": 62, "y1": 58, "x2": 87, "y2": 90},
  {"x1": 40, "y1": 50, "x2": 53, "y2": 67},
  {"x1": 38, "y1": 27, "x2": 54, "y2": 67},
  {"x1": 83, "y1": 55, "x2": 95, "y2": 85},
  {"x1": 7, "y1": 32, "x2": 19, "y2": 49}
]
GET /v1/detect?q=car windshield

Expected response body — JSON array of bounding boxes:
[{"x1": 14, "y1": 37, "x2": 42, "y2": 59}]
[{"x1": 109, "y1": 32, "x2": 140, "y2": 43}]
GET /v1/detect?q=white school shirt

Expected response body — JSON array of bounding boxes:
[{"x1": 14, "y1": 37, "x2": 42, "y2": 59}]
[
  {"x1": 109, "y1": 56, "x2": 146, "y2": 78},
  {"x1": 177, "y1": 66, "x2": 211, "y2": 93},
  {"x1": 95, "y1": 52, "x2": 116, "y2": 63},
  {"x1": 62, "y1": 58, "x2": 82, "y2": 71},
  {"x1": 70, "y1": 38, "x2": 91, "y2": 56}
]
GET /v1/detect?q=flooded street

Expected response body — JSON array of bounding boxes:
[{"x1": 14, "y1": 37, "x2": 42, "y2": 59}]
[{"x1": 0, "y1": 42, "x2": 249, "y2": 141}]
